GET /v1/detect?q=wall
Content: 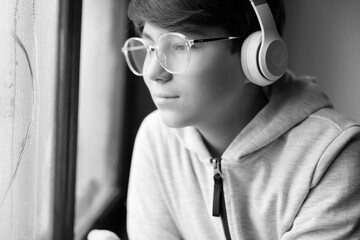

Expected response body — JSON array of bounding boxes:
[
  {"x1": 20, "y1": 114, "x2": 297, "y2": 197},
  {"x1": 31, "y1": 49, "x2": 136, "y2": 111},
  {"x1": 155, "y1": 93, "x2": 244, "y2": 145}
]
[
  {"x1": 0, "y1": 0, "x2": 59, "y2": 239},
  {"x1": 283, "y1": 0, "x2": 360, "y2": 122}
]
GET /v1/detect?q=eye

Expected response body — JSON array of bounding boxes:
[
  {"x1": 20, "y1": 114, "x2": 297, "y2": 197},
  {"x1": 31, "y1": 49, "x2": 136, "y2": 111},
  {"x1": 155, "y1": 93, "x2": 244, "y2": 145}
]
[{"x1": 172, "y1": 43, "x2": 187, "y2": 51}]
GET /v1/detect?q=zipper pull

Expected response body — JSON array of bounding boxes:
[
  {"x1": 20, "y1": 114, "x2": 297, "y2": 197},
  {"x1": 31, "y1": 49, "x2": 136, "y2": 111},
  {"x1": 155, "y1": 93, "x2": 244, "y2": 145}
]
[{"x1": 211, "y1": 158, "x2": 223, "y2": 217}]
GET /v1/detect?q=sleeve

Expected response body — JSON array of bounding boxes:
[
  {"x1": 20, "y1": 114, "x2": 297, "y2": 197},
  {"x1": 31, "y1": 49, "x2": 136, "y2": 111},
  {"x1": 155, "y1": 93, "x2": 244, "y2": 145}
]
[
  {"x1": 282, "y1": 129, "x2": 360, "y2": 239},
  {"x1": 126, "y1": 117, "x2": 182, "y2": 240}
]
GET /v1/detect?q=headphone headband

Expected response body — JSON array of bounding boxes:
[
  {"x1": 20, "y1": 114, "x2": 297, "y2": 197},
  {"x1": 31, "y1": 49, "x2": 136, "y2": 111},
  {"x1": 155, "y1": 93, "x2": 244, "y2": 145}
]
[{"x1": 250, "y1": 0, "x2": 280, "y2": 39}]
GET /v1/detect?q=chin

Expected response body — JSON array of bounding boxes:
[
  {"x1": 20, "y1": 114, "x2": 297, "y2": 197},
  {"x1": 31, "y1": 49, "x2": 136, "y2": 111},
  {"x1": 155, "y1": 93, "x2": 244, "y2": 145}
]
[{"x1": 158, "y1": 111, "x2": 192, "y2": 129}]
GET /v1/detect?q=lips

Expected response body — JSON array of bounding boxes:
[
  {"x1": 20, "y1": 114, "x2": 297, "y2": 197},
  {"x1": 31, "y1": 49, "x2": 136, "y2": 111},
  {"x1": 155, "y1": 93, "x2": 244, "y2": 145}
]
[
  {"x1": 152, "y1": 94, "x2": 180, "y2": 105},
  {"x1": 153, "y1": 94, "x2": 179, "y2": 98}
]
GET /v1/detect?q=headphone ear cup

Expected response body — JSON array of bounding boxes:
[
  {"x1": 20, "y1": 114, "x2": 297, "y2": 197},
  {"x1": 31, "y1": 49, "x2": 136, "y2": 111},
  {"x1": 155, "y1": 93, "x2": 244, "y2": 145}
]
[{"x1": 241, "y1": 31, "x2": 273, "y2": 86}]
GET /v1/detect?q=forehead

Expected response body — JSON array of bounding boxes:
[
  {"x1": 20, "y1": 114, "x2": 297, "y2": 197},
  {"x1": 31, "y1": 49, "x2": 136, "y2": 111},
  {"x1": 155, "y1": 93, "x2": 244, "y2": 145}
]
[{"x1": 141, "y1": 22, "x2": 228, "y2": 41}]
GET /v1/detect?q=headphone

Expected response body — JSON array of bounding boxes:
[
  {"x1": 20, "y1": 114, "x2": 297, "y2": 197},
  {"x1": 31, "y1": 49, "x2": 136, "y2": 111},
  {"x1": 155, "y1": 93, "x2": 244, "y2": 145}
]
[{"x1": 241, "y1": 0, "x2": 288, "y2": 86}]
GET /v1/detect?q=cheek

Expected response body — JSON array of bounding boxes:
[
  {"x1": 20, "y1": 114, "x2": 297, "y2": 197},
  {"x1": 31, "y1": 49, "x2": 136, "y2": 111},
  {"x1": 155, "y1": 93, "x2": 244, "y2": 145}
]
[
  {"x1": 189, "y1": 53, "x2": 241, "y2": 95},
  {"x1": 191, "y1": 47, "x2": 239, "y2": 77}
]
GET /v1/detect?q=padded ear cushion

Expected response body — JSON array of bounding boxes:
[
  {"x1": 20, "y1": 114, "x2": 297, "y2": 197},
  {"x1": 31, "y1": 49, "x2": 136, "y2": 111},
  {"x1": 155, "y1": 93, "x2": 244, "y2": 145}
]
[{"x1": 241, "y1": 31, "x2": 274, "y2": 86}]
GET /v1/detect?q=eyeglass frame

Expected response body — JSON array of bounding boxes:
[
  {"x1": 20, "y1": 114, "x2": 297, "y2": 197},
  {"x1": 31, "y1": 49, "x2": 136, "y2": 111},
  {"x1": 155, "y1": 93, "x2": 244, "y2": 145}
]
[{"x1": 121, "y1": 32, "x2": 238, "y2": 76}]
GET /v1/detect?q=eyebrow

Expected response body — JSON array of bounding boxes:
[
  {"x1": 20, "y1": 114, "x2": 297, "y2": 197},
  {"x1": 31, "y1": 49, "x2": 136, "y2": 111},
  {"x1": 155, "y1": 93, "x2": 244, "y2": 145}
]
[{"x1": 141, "y1": 27, "x2": 210, "y2": 42}]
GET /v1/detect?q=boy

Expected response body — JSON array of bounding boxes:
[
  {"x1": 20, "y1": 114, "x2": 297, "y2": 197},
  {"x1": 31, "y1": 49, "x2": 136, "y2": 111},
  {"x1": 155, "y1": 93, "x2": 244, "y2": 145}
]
[{"x1": 89, "y1": 0, "x2": 360, "y2": 239}]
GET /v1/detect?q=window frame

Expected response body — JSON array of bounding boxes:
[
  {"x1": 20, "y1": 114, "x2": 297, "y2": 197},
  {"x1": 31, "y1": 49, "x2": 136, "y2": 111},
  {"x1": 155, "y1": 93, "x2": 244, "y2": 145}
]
[{"x1": 53, "y1": 0, "x2": 82, "y2": 239}]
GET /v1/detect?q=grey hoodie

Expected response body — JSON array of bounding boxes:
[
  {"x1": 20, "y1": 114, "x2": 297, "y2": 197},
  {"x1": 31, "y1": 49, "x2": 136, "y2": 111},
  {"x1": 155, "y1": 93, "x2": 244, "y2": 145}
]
[{"x1": 127, "y1": 71, "x2": 360, "y2": 240}]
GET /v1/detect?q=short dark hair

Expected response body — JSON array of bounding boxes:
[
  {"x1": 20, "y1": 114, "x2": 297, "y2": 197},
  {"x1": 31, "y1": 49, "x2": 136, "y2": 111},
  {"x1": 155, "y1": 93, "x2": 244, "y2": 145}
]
[{"x1": 128, "y1": 0, "x2": 285, "y2": 52}]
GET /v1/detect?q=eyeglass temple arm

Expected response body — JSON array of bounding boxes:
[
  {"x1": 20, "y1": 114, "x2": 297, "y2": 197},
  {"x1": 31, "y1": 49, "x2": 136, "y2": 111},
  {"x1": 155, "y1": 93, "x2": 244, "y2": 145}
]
[
  {"x1": 191, "y1": 36, "x2": 238, "y2": 44},
  {"x1": 121, "y1": 45, "x2": 147, "y2": 52}
]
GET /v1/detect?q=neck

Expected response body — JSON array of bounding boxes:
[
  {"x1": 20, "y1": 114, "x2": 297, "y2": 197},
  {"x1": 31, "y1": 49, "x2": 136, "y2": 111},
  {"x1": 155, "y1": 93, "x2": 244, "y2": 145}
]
[{"x1": 198, "y1": 85, "x2": 268, "y2": 158}]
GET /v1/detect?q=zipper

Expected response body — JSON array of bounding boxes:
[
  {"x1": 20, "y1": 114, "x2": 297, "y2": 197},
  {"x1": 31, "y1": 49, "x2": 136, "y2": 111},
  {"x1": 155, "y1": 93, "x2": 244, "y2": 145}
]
[
  {"x1": 210, "y1": 158, "x2": 232, "y2": 240},
  {"x1": 211, "y1": 158, "x2": 223, "y2": 217}
]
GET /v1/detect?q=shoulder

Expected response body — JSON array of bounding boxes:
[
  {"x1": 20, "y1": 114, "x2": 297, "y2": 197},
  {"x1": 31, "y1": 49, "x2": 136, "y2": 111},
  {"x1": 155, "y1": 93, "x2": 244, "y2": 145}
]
[
  {"x1": 310, "y1": 108, "x2": 360, "y2": 148},
  {"x1": 304, "y1": 108, "x2": 360, "y2": 186},
  {"x1": 137, "y1": 110, "x2": 168, "y2": 137},
  {"x1": 292, "y1": 107, "x2": 360, "y2": 147},
  {"x1": 134, "y1": 110, "x2": 178, "y2": 150},
  {"x1": 138, "y1": 110, "x2": 160, "y2": 131},
  {"x1": 309, "y1": 108, "x2": 360, "y2": 154},
  {"x1": 279, "y1": 108, "x2": 360, "y2": 185},
  {"x1": 310, "y1": 108, "x2": 360, "y2": 133}
]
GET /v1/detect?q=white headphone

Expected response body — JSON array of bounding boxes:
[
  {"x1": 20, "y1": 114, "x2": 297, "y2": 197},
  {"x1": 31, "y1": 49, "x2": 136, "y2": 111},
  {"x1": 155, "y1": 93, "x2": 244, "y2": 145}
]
[{"x1": 241, "y1": 0, "x2": 288, "y2": 86}]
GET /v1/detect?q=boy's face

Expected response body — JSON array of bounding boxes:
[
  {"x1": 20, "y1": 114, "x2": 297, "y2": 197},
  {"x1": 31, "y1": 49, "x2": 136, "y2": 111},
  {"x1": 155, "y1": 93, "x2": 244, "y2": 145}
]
[{"x1": 142, "y1": 22, "x2": 248, "y2": 129}]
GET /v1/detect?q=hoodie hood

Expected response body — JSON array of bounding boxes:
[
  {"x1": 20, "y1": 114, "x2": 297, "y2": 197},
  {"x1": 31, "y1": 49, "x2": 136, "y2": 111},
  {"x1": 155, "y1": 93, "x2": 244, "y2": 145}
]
[{"x1": 173, "y1": 71, "x2": 333, "y2": 160}]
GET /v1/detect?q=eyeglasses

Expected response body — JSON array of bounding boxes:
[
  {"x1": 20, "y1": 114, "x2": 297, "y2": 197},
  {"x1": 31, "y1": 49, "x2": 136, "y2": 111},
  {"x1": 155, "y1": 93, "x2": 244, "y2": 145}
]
[{"x1": 121, "y1": 32, "x2": 238, "y2": 76}]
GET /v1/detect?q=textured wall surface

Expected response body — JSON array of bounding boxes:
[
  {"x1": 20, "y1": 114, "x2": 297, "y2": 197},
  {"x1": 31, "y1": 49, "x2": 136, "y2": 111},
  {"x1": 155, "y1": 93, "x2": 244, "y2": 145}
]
[{"x1": 0, "y1": 0, "x2": 58, "y2": 239}]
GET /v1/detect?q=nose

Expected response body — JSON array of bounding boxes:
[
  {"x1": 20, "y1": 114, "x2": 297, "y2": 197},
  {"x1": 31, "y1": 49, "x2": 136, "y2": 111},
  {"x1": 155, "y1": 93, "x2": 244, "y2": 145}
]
[{"x1": 143, "y1": 53, "x2": 172, "y2": 82}]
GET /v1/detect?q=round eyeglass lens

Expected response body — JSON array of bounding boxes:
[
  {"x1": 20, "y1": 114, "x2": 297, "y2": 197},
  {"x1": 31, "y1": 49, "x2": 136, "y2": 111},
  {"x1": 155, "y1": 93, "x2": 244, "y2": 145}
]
[
  {"x1": 126, "y1": 39, "x2": 147, "y2": 75},
  {"x1": 157, "y1": 34, "x2": 190, "y2": 74}
]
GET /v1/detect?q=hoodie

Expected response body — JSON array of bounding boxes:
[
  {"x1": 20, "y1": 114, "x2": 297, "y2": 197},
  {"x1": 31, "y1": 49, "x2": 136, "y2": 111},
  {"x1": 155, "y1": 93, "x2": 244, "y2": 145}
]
[{"x1": 127, "y1": 71, "x2": 360, "y2": 240}]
